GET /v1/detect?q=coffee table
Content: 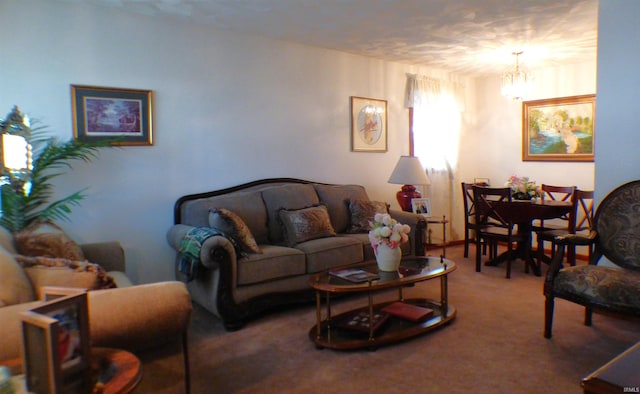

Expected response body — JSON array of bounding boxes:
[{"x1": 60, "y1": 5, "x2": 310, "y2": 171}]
[{"x1": 308, "y1": 256, "x2": 456, "y2": 350}]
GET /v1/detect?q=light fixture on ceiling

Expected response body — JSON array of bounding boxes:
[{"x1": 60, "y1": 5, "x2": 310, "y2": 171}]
[{"x1": 501, "y1": 51, "x2": 531, "y2": 100}]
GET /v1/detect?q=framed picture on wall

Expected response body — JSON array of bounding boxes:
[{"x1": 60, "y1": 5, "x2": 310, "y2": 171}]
[
  {"x1": 411, "y1": 198, "x2": 432, "y2": 217},
  {"x1": 350, "y1": 96, "x2": 387, "y2": 152},
  {"x1": 522, "y1": 94, "x2": 595, "y2": 162},
  {"x1": 71, "y1": 85, "x2": 154, "y2": 146},
  {"x1": 21, "y1": 293, "x2": 91, "y2": 393}
]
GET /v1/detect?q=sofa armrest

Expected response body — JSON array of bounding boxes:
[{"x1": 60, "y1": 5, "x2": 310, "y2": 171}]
[
  {"x1": 167, "y1": 224, "x2": 237, "y2": 271},
  {"x1": 389, "y1": 209, "x2": 427, "y2": 256},
  {"x1": 88, "y1": 281, "x2": 192, "y2": 352},
  {"x1": 80, "y1": 241, "x2": 125, "y2": 272}
]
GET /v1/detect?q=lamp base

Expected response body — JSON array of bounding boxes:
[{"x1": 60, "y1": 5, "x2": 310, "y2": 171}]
[{"x1": 396, "y1": 184, "x2": 421, "y2": 212}]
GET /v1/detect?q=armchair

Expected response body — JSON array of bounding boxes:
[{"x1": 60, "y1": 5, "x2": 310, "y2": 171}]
[{"x1": 543, "y1": 180, "x2": 640, "y2": 338}]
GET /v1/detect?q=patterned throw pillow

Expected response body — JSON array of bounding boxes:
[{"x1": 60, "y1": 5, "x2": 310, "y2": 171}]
[
  {"x1": 209, "y1": 208, "x2": 262, "y2": 254},
  {"x1": 13, "y1": 221, "x2": 85, "y2": 260},
  {"x1": 14, "y1": 255, "x2": 117, "y2": 293},
  {"x1": 347, "y1": 200, "x2": 389, "y2": 233},
  {"x1": 278, "y1": 205, "x2": 336, "y2": 247}
]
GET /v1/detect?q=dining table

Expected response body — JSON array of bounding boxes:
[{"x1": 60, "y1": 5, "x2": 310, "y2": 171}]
[{"x1": 484, "y1": 198, "x2": 573, "y2": 276}]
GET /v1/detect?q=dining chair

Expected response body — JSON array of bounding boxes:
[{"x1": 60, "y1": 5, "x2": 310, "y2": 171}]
[
  {"x1": 472, "y1": 185, "x2": 524, "y2": 278},
  {"x1": 537, "y1": 189, "x2": 594, "y2": 266},
  {"x1": 534, "y1": 184, "x2": 576, "y2": 264},
  {"x1": 461, "y1": 182, "x2": 493, "y2": 259}
]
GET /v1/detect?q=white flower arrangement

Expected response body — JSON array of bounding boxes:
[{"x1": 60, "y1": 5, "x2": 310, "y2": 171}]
[
  {"x1": 368, "y1": 213, "x2": 411, "y2": 250},
  {"x1": 505, "y1": 175, "x2": 540, "y2": 200}
]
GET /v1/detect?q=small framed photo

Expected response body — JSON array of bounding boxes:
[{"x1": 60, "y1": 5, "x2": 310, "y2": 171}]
[
  {"x1": 71, "y1": 84, "x2": 153, "y2": 146},
  {"x1": 350, "y1": 96, "x2": 387, "y2": 152},
  {"x1": 473, "y1": 178, "x2": 490, "y2": 186},
  {"x1": 21, "y1": 293, "x2": 91, "y2": 393},
  {"x1": 411, "y1": 198, "x2": 432, "y2": 217}
]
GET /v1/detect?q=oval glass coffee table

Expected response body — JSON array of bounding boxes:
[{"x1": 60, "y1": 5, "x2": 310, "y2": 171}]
[{"x1": 308, "y1": 256, "x2": 456, "y2": 350}]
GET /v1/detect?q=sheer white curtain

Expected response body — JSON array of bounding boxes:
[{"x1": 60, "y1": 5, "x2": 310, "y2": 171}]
[{"x1": 405, "y1": 73, "x2": 465, "y2": 172}]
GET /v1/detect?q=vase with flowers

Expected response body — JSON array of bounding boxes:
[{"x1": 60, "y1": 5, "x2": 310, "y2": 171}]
[
  {"x1": 368, "y1": 213, "x2": 411, "y2": 272},
  {"x1": 505, "y1": 175, "x2": 540, "y2": 200}
]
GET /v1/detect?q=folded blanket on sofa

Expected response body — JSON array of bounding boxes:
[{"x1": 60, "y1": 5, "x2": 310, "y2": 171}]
[{"x1": 178, "y1": 227, "x2": 240, "y2": 282}]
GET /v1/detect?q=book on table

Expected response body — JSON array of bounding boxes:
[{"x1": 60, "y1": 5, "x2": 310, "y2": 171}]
[
  {"x1": 381, "y1": 302, "x2": 434, "y2": 322},
  {"x1": 336, "y1": 310, "x2": 390, "y2": 333},
  {"x1": 329, "y1": 268, "x2": 379, "y2": 283}
]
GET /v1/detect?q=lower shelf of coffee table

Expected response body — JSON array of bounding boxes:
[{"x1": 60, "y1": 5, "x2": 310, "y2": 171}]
[{"x1": 309, "y1": 298, "x2": 456, "y2": 350}]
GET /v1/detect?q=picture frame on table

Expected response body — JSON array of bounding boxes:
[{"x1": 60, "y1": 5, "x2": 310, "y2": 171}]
[
  {"x1": 522, "y1": 94, "x2": 595, "y2": 162},
  {"x1": 71, "y1": 84, "x2": 153, "y2": 146},
  {"x1": 411, "y1": 198, "x2": 432, "y2": 217},
  {"x1": 20, "y1": 293, "x2": 91, "y2": 393},
  {"x1": 350, "y1": 96, "x2": 387, "y2": 152}
]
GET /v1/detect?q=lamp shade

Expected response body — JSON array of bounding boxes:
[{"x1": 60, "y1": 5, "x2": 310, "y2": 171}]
[{"x1": 388, "y1": 156, "x2": 430, "y2": 186}]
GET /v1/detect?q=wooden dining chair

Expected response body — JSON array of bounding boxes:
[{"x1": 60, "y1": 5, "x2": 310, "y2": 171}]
[
  {"x1": 461, "y1": 182, "x2": 494, "y2": 259},
  {"x1": 472, "y1": 185, "x2": 524, "y2": 278},
  {"x1": 534, "y1": 184, "x2": 576, "y2": 264},
  {"x1": 537, "y1": 189, "x2": 594, "y2": 266}
]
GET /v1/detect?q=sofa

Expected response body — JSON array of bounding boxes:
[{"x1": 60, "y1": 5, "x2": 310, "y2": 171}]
[
  {"x1": 167, "y1": 178, "x2": 427, "y2": 330},
  {"x1": 0, "y1": 224, "x2": 192, "y2": 384}
]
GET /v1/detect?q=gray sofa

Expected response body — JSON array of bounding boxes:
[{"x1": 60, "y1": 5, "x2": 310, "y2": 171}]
[{"x1": 166, "y1": 178, "x2": 427, "y2": 330}]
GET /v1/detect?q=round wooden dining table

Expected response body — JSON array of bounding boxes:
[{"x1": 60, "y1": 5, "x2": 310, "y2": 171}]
[{"x1": 485, "y1": 199, "x2": 572, "y2": 276}]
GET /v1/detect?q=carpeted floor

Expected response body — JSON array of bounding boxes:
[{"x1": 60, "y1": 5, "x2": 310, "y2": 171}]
[{"x1": 135, "y1": 245, "x2": 640, "y2": 393}]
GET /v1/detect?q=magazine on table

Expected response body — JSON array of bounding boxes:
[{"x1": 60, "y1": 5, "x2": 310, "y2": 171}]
[{"x1": 329, "y1": 268, "x2": 379, "y2": 283}]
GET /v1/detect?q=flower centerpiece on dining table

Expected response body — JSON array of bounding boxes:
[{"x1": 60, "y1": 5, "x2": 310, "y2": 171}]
[
  {"x1": 368, "y1": 213, "x2": 411, "y2": 271},
  {"x1": 505, "y1": 175, "x2": 540, "y2": 200}
]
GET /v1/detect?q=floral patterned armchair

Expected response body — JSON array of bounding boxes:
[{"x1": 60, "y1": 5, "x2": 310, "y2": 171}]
[{"x1": 543, "y1": 180, "x2": 640, "y2": 338}]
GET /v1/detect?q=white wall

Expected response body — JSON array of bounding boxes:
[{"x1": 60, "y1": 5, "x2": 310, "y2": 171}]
[
  {"x1": 594, "y1": 0, "x2": 640, "y2": 201},
  {"x1": 1, "y1": 0, "x2": 597, "y2": 283}
]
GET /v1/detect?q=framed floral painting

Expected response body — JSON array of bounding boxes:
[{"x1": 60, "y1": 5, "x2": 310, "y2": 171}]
[
  {"x1": 71, "y1": 85, "x2": 153, "y2": 146},
  {"x1": 350, "y1": 96, "x2": 387, "y2": 152},
  {"x1": 522, "y1": 94, "x2": 595, "y2": 162}
]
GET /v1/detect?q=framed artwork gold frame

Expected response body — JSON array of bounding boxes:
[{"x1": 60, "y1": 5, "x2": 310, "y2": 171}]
[
  {"x1": 71, "y1": 84, "x2": 153, "y2": 146},
  {"x1": 522, "y1": 94, "x2": 595, "y2": 162},
  {"x1": 21, "y1": 293, "x2": 91, "y2": 393},
  {"x1": 350, "y1": 96, "x2": 387, "y2": 152}
]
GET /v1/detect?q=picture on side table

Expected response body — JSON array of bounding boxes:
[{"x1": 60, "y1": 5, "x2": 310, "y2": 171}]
[
  {"x1": 71, "y1": 85, "x2": 153, "y2": 146},
  {"x1": 522, "y1": 94, "x2": 595, "y2": 162},
  {"x1": 21, "y1": 293, "x2": 91, "y2": 393},
  {"x1": 350, "y1": 96, "x2": 387, "y2": 152},
  {"x1": 411, "y1": 198, "x2": 432, "y2": 217}
]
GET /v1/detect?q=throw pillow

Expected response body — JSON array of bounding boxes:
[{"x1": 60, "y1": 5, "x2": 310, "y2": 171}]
[
  {"x1": 0, "y1": 250, "x2": 36, "y2": 306},
  {"x1": 209, "y1": 208, "x2": 262, "y2": 254},
  {"x1": 13, "y1": 221, "x2": 85, "y2": 260},
  {"x1": 15, "y1": 255, "x2": 117, "y2": 296},
  {"x1": 347, "y1": 200, "x2": 389, "y2": 233},
  {"x1": 278, "y1": 205, "x2": 336, "y2": 247}
]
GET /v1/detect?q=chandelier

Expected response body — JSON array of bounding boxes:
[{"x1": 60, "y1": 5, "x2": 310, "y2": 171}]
[{"x1": 501, "y1": 51, "x2": 531, "y2": 100}]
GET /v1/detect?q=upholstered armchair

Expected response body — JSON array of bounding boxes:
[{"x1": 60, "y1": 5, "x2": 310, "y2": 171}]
[{"x1": 543, "y1": 180, "x2": 640, "y2": 338}]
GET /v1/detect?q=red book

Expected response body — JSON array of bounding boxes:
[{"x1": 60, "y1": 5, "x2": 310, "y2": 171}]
[{"x1": 382, "y1": 302, "x2": 434, "y2": 322}]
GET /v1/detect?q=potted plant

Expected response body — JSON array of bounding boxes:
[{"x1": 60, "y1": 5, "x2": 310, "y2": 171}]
[{"x1": 0, "y1": 106, "x2": 111, "y2": 232}]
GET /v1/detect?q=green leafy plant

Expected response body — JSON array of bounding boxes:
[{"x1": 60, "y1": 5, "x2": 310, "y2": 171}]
[{"x1": 0, "y1": 106, "x2": 112, "y2": 232}]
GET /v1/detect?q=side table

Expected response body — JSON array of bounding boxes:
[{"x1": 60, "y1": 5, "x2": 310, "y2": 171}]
[
  {"x1": 3, "y1": 348, "x2": 141, "y2": 394},
  {"x1": 426, "y1": 215, "x2": 448, "y2": 257}
]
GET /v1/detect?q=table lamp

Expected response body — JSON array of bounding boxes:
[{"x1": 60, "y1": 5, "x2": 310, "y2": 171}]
[{"x1": 388, "y1": 155, "x2": 430, "y2": 212}]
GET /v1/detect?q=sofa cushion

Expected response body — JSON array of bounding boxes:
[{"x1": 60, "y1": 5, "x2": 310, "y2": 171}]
[
  {"x1": 314, "y1": 184, "x2": 369, "y2": 233},
  {"x1": 0, "y1": 249, "x2": 35, "y2": 307},
  {"x1": 236, "y1": 245, "x2": 306, "y2": 285},
  {"x1": 294, "y1": 236, "x2": 364, "y2": 273},
  {"x1": 347, "y1": 200, "x2": 389, "y2": 233},
  {"x1": 15, "y1": 255, "x2": 117, "y2": 299},
  {"x1": 278, "y1": 205, "x2": 336, "y2": 247},
  {"x1": 181, "y1": 190, "x2": 269, "y2": 244},
  {"x1": 261, "y1": 184, "x2": 320, "y2": 244},
  {"x1": 209, "y1": 208, "x2": 262, "y2": 254},
  {"x1": 14, "y1": 221, "x2": 85, "y2": 260}
]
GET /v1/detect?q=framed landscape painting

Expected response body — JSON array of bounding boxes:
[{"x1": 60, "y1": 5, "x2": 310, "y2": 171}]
[
  {"x1": 350, "y1": 96, "x2": 387, "y2": 152},
  {"x1": 522, "y1": 94, "x2": 595, "y2": 162},
  {"x1": 71, "y1": 85, "x2": 153, "y2": 146}
]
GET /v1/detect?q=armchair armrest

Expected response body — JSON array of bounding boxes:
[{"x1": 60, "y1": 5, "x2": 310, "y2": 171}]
[{"x1": 80, "y1": 241, "x2": 125, "y2": 272}]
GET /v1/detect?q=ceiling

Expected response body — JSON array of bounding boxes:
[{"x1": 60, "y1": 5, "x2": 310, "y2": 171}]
[{"x1": 56, "y1": 0, "x2": 599, "y2": 77}]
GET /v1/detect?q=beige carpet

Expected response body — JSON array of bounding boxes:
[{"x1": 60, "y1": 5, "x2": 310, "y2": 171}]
[{"x1": 136, "y1": 245, "x2": 640, "y2": 393}]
